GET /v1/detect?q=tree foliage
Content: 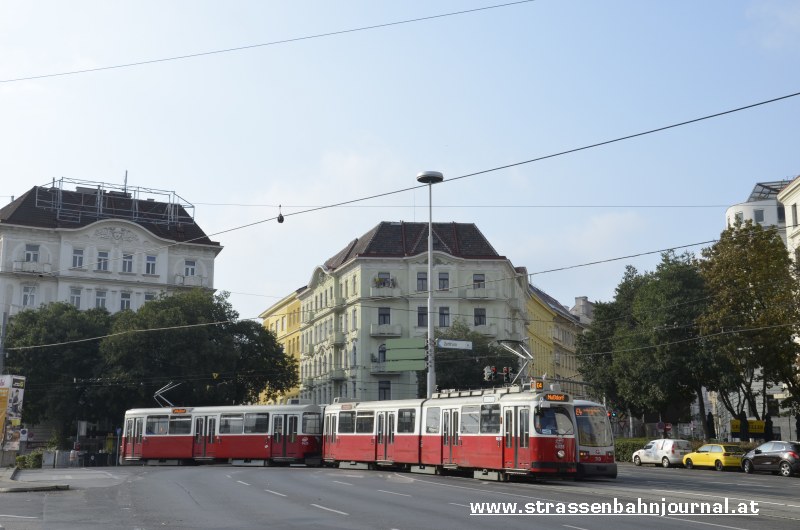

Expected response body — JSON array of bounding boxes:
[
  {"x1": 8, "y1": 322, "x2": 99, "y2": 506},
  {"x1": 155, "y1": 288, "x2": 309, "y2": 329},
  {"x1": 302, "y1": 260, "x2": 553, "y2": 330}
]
[
  {"x1": 99, "y1": 290, "x2": 297, "y2": 409},
  {"x1": 698, "y1": 221, "x2": 800, "y2": 418},
  {"x1": 4, "y1": 290, "x2": 297, "y2": 440},
  {"x1": 5, "y1": 303, "x2": 113, "y2": 438}
]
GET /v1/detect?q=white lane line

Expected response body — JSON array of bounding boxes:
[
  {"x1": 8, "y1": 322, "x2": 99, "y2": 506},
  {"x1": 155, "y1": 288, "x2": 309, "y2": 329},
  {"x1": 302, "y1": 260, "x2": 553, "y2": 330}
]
[
  {"x1": 377, "y1": 489, "x2": 411, "y2": 497},
  {"x1": 333, "y1": 480, "x2": 353, "y2": 486},
  {"x1": 0, "y1": 514, "x2": 39, "y2": 519},
  {"x1": 654, "y1": 489, "x2": 794, "y2": 507},
  {"x1": 449, "y1": 503, "x2": 469, "y2": 507},
  {"x1": 236, "y1": 480, "x2": 251, "y2": 486},
  {"x1": 264, "y1": 489, "x2": 286, "y2": 497},
  {"x1": 644, "y1": 514, "x2": 749, "y2": 530},
  {"x1": 311, "y1": 504, "x2": 349, "y2": 516},
  {"x1": 563, "y1": 525, "x2": 589, "y2": 530}
]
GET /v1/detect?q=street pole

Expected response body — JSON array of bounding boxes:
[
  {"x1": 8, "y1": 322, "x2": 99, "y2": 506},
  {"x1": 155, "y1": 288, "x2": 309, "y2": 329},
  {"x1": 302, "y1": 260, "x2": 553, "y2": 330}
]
[{"x1": 417, "y1": 171, "x2": 444, "y2": 399}]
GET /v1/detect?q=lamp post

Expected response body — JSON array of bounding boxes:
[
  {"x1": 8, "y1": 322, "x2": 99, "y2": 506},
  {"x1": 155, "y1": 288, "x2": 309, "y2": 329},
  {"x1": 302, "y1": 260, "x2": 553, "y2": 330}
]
[{"x1": 417, "y1": 171, "x2": 444, "y2": 398}]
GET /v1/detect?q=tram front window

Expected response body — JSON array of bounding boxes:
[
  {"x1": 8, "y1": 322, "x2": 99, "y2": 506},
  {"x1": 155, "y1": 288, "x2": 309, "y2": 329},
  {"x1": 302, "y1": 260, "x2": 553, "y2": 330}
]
[
  {"x1": 534, "y1": 406, "x2": 573, "y2": 435},
  {"x1": 576, "y1": 409, "x2": 613, "y2": 447}
]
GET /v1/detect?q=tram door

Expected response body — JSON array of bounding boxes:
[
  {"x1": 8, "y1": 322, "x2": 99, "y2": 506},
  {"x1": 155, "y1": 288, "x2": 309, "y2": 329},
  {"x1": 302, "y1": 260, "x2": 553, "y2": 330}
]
[
  {"x1": 442, "y1": 408, "x2": 460, "y2": 465},
  {"x1": 502, "y1": 406, "x2": 530, "y2": 469},
  {"x1": 192, "y1": 416, "x2": 217, "y2": 459},
  {"x1": 376, "y1": 412, "x2": 396, "y2": 462},
  {"x1": 127, "y1": 417, "x2": 144, "y2": 458},
  {"x1": 272, "y1": 414, "x2": 300, "y2": 460}
]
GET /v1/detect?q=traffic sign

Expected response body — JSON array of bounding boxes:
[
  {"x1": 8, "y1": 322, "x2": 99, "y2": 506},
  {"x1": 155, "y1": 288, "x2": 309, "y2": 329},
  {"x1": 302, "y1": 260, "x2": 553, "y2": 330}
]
[
  {"x1": 385, "y1": 338, "x2": 426, "y2": 361},
  {"x1": 437, "y1": 339, "x2": 472, "y2": 350}
]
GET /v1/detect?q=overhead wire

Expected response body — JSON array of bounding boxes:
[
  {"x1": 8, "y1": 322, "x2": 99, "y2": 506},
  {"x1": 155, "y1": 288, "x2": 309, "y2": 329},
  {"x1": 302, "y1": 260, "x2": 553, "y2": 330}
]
[{"x1": 0, "y1": 1, "x2": 537, "y2": 84}]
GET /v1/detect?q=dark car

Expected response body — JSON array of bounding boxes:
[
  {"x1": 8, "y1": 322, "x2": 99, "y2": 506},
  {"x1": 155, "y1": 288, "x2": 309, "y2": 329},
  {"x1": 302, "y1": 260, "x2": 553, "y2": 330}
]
[{"x1": 741, "y1": 441, "x2": 800, "y2": 477}]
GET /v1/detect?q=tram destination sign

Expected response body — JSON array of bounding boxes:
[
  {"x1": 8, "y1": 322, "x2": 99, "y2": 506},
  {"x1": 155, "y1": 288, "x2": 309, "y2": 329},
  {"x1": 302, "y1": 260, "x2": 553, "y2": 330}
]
[{"x1": 436, "y1": 339, "x2": 472, "y2": 350}]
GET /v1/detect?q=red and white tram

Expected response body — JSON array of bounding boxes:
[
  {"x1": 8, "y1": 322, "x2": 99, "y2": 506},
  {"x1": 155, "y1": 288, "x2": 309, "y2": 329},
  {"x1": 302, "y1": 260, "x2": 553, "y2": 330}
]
[
  {"x1": 574, "y1": 399, "x2": 617, "y2": 479},
  {"x1": 323, "y1": 384, "x2": 577, "y2": 480},
  {"x1": 120, "y1": 403, "x2": 323, "y2": 466}
]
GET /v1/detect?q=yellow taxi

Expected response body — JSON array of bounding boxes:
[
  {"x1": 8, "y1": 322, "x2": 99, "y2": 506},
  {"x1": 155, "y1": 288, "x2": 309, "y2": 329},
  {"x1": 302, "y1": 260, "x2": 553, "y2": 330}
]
[{"x1": 683, "y1": 444, "x2": 744, "y2": 471}]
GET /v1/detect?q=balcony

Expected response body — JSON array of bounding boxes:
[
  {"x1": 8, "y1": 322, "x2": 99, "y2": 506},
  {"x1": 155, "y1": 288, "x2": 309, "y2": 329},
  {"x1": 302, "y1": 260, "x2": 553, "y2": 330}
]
[
  {"x1": 329, "y1": 368, "x2": 347, "y2": 381},
  {"x1": 327, "y1": 331, "x2": 345, "y2": 347},
  {"x1": 369, "y1": 323, "x2": 402, "y2": 337},
  {"x1": 174, "y1": 274, "x2": 207, "y2": 287},
  {"x1": 370, "y1": 277, "x2": 400, "y2": 298},
  {"x1": 465, "y1": 287, "x2": 496, "y2": 299},
  {"x1": 473, "y1": 323, "x2": 498, "y2": 337},
  {"x1": 13, "y1": 260, "x2": 52, "y2": 274}
]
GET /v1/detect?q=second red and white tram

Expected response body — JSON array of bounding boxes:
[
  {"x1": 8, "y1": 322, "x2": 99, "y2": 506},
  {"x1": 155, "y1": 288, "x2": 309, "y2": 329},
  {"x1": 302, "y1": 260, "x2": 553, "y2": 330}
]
[
  {"x1": 120, "y1": 403, "x2": 323, "y2": 466},
  {"x1": 574, "y1": 399, "x2": 617, "y2": 479},
  {"x1": 323, "y1": 384, "x2": 577, "y2": 480}
]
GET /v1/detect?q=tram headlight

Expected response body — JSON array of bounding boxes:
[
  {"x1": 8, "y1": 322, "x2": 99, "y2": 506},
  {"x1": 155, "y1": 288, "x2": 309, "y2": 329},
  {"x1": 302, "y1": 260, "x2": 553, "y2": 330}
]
[{"x1": 557, "y1": 450, "x2": 566, "y2": 459}]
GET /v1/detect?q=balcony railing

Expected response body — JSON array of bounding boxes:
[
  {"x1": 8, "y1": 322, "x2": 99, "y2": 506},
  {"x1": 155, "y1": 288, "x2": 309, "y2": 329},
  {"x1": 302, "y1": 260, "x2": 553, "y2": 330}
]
[
  {"x1": 12, "y1": 261, "x2": 52, "y2": 274},
  {"x1": 327, "y1": 331, "x2": 345, "y2": 347},
  {"x1": 473, "y1": 323, "x2": 498, "y2": 337},
  {"x1": 465, "y1": 287, "x2": 496, "y2": 299},
  {"x1": 174, "y1": 274, "x2": 207, "y2": 287},
  {"x1": 369, "y1": 323, "x2": 402, "y2": 337}
]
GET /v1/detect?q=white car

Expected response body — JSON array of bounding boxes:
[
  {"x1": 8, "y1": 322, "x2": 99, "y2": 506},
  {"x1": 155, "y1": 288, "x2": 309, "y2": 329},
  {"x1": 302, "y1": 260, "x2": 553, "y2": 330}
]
[{"x1": 632, "y1": 439, "x2": 692, "y2": 468}]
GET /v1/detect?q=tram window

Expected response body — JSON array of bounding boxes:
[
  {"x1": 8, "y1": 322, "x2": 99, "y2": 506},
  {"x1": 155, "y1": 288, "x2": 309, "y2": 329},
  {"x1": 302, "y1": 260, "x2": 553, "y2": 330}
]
[
  {"x1": 519, "y1": 408, "x2": 530, "y2": 447},
  {"x1": 303, "y1": 412, "x2": 322, "y2": 434},
  {"x1": 244, "y1": 413, "x2": 270, "y2": 434},
  {"x1": 356, "y1": 411, "x2": 375, "y2": 433},
  {"x1": 425, "y1": 407, "x2": 440, "y2": 434},
  {"x1": 244, "y1": 413, "x2": 270, "y2": 433},
  {"x1": 461, "y1": 405, "x2": 480, "y2": 434},
  {"x1": 220, "y1": 414, "x2": 244, "y2": 434},
  {"x1": 146, "y1": 415, "x2": 169, "y2": 435},
  {"x1": 534, "y1": 406, "x2": 573, "y2": 435},
  {"x1": 397, "y1": 409, "x2": 416, "y2": 433},
  {"x1": 169, "y1": 416, "x2": 192, "y2": 435},
  {"x1": 338, "y1": 411, "x2": 355, "y2": 433},
  {"x1": 504, "y1": 410, "x2": 513, "y2": 447},
  {"x1": 480, "y1": 404, "x2": 501, "y2": 434}
]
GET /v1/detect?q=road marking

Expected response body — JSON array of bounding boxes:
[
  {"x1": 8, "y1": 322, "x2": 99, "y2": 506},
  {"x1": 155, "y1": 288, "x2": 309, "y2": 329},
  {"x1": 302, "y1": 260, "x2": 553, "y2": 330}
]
[
  {"x1": 644, "y1": 514, "x2": 748, "y2": 530},
  {"x1": 311, "y1": 504, "x2": 348, "y2": 516},
  {"x1": 449, "y1": 503, "x2": 469, "y2": 507},
  {"x1": 236, "y1": 480, "x2": 250, "y2": 486},
  {"x1": 654, "y1": 489, "x2": 795, "y2": 507},
  {"x1": 264, "y1": 489, "x2": 286, "y2": 497},
  {"x1": 563, "y1": 525, "x2": 589, "y2": 530},
  {"x1": 0, "y1": 514, "x2": 38, "y2": 519},
  {"x1": 378, "y1": 489, "x2": 411, "y2": 497},
  {"x1": 333, "y1": 480, "x2": 352, "y2": 486}
]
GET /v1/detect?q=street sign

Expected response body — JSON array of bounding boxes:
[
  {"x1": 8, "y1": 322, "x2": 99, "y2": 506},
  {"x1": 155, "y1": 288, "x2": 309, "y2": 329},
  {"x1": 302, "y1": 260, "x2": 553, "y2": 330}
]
[
  {"x1": 385, "y1": 338, "x2": 426, "y2": 361},
  {"x1": 384, "y1": 360, "x2": 427, "y2": 371},
  {"x1": 437, "y1": 339, "x2": 472, "y2": 350}
]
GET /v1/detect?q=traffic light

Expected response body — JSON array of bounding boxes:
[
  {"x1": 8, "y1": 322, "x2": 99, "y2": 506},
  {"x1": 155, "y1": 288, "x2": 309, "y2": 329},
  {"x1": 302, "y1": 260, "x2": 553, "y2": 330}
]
[
  {"x1": 491, "y1": 366, "x2": 497, "y2": 381},
  {"x1": 502, "y1": 367, "x2": 510, "y2": 383},
  {"x1": 483, "y1": 366, "x2": 492, "y2": 381}
]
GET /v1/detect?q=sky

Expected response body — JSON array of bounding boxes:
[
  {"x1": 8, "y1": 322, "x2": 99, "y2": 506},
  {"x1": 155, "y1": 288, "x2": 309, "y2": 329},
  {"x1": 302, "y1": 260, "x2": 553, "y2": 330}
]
[{"x1": 1, "y1": 0, "x2": 799, "y2": 321}]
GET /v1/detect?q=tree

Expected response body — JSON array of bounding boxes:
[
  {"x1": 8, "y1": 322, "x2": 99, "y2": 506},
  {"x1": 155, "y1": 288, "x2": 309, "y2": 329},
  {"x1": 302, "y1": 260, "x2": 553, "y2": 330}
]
[
  {"x1": 99, "y1": 290, "x2": 297, "y2": 411},
  {"x1": 578, "y1": 255, "x2": 716, "y2": 434},
  {"x1": 417, "y1": 319, "x2": 520, "y2": 396},
  {"x1": 698, "y1": 220, "x2": 800, "y2": 419},
  {"x1": 4, "y1": 302, "x2": 113, "y2": 438}
]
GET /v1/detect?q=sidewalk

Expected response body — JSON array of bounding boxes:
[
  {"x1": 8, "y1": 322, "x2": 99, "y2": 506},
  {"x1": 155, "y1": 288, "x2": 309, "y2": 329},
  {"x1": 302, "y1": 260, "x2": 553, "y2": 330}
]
[{"x1": 0, "y1": 467, "x2": 69, "y2": 493}]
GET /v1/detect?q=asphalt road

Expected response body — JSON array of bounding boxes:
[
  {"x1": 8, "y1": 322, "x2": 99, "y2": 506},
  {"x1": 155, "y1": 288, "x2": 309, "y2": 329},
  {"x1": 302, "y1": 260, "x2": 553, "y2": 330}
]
[{"x1": 2, "y1": 463, "x2": 799, "y2": 529}]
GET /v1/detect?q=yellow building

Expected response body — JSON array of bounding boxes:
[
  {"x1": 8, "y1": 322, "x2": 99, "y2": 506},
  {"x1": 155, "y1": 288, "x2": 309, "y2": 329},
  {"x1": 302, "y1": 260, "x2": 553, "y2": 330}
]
[
  {"x1": 258, "y1": 286, "x2": 306, "y2": 404},
  {"x1": 526, "y1": 284, "x2": 586, "y2": 397}
]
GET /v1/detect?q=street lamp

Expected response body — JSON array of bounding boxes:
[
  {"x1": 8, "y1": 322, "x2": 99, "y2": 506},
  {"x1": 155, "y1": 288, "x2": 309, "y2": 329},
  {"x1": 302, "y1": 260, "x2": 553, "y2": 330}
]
[{"x1": 417, "y1": 170, "x2": 444, "y2": 399}]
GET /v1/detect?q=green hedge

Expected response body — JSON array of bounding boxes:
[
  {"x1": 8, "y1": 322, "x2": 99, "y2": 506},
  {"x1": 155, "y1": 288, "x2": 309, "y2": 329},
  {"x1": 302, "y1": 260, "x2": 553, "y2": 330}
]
[
  {"x1": 15, "y1": 450, "x2": 43, "y2": 469},
  {"x1": 615, "y1": 438, "x2": 650, "y2": 462}
]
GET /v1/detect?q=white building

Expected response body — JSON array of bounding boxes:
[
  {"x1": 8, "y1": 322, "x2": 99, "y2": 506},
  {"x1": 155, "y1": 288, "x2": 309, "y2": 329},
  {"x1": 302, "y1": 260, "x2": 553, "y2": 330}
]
[
  {"x1": 296, "y1": 221, "x2": 528, "y2": 404},
  {"x1": 777, "y1": 175, "x2": 800, "y2": 261},
  {"x1": 725, "y1": 180, "x2": 791, "y2": 244},
  {"x1": 0, "y1": 179, "x2": 221, "y2": 319}
]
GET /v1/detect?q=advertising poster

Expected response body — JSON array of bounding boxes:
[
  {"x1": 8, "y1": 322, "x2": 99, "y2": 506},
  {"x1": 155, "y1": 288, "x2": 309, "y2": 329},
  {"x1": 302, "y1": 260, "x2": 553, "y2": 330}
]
[{"x1": 1, "y1": 375, "x2": 26, "y2": 451}]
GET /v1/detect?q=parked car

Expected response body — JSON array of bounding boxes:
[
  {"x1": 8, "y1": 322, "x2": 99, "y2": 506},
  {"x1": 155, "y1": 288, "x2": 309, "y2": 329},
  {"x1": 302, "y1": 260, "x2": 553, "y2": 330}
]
[
  {"x1": 632, "y1": 439, "x2": 692, "y2": 468},
  {"x1": 741, "y1": 441, "x2": 800, "y2": 477},
  {"x1": 683, "y1": 444, "x2": 743, "y2": 471}
]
